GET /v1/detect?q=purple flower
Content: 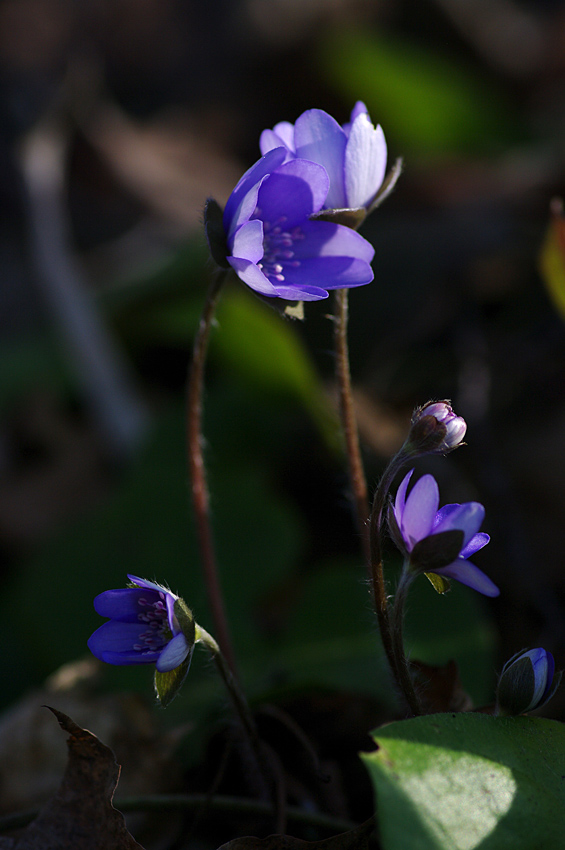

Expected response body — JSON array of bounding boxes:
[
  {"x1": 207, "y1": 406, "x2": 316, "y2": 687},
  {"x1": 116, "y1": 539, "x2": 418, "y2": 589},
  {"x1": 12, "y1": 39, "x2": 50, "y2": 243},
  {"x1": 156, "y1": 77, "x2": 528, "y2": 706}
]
[
  {"x1": 221, "y1": 147, "x2": 375, "y2": 301},
  {"x1": 496, "y1": 648, "x2": 561, "y2": 715},
  {"x1": 260, "y1": 102, "x2": 387, "y2": 212},
  {"x1": 88, "y1": 575, "x2": 194, "y2": 673},
  {"x1": 409, "y1": 400, "x2": 467, "y2": 455},
  {"x1": 390, "y1": 469, "x2": 499, "y2": 597}
]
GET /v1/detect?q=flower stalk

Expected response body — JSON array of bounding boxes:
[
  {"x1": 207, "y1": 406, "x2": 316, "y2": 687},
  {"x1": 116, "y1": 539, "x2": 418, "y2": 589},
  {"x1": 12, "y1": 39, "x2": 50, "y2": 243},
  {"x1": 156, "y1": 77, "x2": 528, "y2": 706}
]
[
  {"x1": 196, "y1": 624, "x2": 272, "y2": 798},
  {"x1": 187, "y1": 270, "x2": 238, "y2": 675},
  {"x1": 333, "y1": 288, "x2": 370, "y2": 560},
  {"x1": 390, "y1": 568, "x2": 422, "y2": 715}
]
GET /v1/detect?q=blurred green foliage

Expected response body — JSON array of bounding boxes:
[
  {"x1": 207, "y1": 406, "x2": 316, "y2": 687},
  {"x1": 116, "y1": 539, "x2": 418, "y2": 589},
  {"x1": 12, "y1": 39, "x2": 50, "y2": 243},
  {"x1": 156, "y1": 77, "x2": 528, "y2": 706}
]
[{"x1": 317, "y1": 29, "x2": 520, "y2": 156}]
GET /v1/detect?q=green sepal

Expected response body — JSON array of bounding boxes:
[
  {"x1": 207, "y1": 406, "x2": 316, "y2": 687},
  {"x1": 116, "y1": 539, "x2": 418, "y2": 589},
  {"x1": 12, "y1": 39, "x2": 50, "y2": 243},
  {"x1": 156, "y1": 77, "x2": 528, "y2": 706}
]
[
  {"x1": 424, "y1": 572, "x2": 451, "y2": 594},
  {"x1": 204, "y1": 198, "x2": 231, "y2": 269},
  {"x1": 496, "y1": 657, "x2": 536, "y2": 715},
  {"x1": 174, "y1": 597, "x2": 196, "y2": 645},
  {"x1": 410, "y1": 530, "x2": 464, "y2": 572},
  {"x1": 310, "y1": 206, "x2": 367, "y2": 230},
  {"x1": 154, "y1": 650, "x2": 193, "y2": 707}
]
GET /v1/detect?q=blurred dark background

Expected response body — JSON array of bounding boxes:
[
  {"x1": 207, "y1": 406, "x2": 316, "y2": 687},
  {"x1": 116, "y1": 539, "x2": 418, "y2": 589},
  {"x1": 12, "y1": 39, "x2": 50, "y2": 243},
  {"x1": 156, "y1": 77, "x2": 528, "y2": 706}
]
[{"x1": 2, "y1": 0, "x2": 565, "y2": 825}]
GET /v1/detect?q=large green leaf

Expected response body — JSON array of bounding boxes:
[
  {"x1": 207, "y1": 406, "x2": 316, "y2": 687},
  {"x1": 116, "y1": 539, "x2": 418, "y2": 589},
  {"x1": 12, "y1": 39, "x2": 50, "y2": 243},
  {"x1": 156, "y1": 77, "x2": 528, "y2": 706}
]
[
  {"x1": 317, "y1": 30, "x2": 518, "y2": 156},
  {"x1": 363, "y1": 713, "x2": 565, "y2": 849}
]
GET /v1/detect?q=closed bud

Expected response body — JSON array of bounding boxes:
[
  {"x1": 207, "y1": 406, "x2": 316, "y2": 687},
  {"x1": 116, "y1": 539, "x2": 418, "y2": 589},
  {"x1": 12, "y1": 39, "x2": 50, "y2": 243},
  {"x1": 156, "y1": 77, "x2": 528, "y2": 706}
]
[
  {"x1": 496, "y1": 648, "x2": 561, "y2": 716},
  {"x1": 407, "y1": 401, "x2": 467, "y2": 456}
]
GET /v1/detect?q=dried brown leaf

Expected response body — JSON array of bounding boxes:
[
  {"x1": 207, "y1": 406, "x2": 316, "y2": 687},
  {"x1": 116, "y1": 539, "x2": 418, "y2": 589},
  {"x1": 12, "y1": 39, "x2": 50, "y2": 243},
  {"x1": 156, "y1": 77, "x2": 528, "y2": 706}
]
[{"x1": 3, "y1": 707, "x2": 144, "y2": 850}]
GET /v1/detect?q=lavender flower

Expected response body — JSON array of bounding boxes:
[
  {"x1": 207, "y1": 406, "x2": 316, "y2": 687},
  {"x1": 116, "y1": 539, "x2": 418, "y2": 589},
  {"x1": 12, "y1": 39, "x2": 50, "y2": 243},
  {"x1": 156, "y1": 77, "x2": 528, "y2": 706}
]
[
  {"x1": 496, "y1": 648, "x2": 561, "y2": 715},
  {"x1": 260, "y1": 102, "x2": 387, "y2": 213},
  {"x1": 219, "y1": 147, "x2": 375, "y2": 301},
  {"x1": 408, "y1": 400, "x2": 467, "y2": 455},
  {"x1": 88, "y1": 575, "x2": 195, "y2": 673},
  {"x1": 389, "y1": 469, "x2": 499, "y2": 597}
]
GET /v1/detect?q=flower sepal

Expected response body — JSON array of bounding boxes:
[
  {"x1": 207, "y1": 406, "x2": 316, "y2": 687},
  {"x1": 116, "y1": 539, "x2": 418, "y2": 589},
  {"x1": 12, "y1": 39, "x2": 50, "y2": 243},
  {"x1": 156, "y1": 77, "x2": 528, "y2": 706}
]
[
  {"x1": 155, "y1": 651, "x2": 193, "y2": 708},
  {"x1": 204, "y1": 198, "x2": 231, "y2": 270},
  {"x1": 409, "y1": 529, "x2": 465, "y2": 573},
  {"x1": 310, "y1": 206, "x2": 367, "y2": 230},
  {"x1": 424, "y1": 572, "x2": 451, "y2": 594}
]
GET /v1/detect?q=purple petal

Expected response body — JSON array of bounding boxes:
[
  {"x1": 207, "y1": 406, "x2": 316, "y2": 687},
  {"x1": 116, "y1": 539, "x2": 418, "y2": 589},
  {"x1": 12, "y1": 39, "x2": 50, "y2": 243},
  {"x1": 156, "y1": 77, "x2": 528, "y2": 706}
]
[
  {"x1": 344, "y1": 115, "x2": 387, "y2": 209},
  {"x1": 227, "y1": 257, "x2": 279, "y2": 296},
  {"x1": 225, "y1": 174, "x2": 270, "y2": 242},
  {"x1": 394, "y1": 469, "x2": 415, "y2": 528},
  {"x1": 257, "y1": 160, "x2": 329, "y2": 225},
  {"x1": 350, "y1": 101, "x2": 370, "y2": 124},
  {"x1": 277, "y1": 256, "x2": 373, "y2": 290},
  {"x1": 93, "y1": 587, "x2": 160, "y2": 622},
  {"x1": 435, "y1": 559, "x2": 500, "y2": 597},
  {"x1": 156, "y1": 633, "x2": 190, "y2": 672},
  {"x1": 432, "y1": 504, "x2": 459, "y2": 528},
  {"x1": 293, "y1": 221, "x2": 375, "y2": 263},
  {"x1": 223, "y1": 148, "x2": 287, "y2": 235},
  {"x1": 542, "y1": 652, "x2": 556, "y2": 702},
  {"x1": 230, "y1": 219, "x2": 264, "y2": 264},
  {"x1": 88, "y1": 621, "x2": 165, "y2": 659},
  {"x1": 95, "y1": 649, "x2": 161, "y2": 665},
  {"x1": 434, "y1": 502, "x2": 485, "y2": 548},
  {"x1": 272, "y1": 284, "x2": 329, "y2": 301},
  {"x1": 260, "y1": 122, "x2": 296, "y2": 155},
  {"x1": 460, "y1": 532, "x2": 490, "y2": 560},
  {"x1": 127, "y1": 575, "x2": 167, "y2": 594},
  {"x1": 294, "y1": 110, "x2": 347, "y2": 209},
  {"x1": 401, "y1": 475, "x2": 439, "y2": 549}
]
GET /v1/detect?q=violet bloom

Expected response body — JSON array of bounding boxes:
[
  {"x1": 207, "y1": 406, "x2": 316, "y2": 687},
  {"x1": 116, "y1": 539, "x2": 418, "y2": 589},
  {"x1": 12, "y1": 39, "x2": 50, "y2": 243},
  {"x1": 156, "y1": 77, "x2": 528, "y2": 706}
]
[
  {"x1": 88, "y1": 575, "x2": 194, "y2": 672},
  {"x1": 260, "y1": 102, "x2": 387, "y2": 213},
  {"x1": 496, "y1": 648, "x2": 561, "y2": 715},
  {"x1": 221, "y1": 147, "x2": 375, "y2": 301},
  {"x1": 390, "y1": 469, "x2": 499, "y2": 597}
]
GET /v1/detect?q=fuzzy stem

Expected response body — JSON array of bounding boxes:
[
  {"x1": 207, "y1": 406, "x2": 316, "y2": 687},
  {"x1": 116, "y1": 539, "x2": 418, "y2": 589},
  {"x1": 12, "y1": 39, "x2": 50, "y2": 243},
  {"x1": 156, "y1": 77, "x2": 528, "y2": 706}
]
[
  {"x1": 187, "y1": 272, "x2": 237, "y2": 674},
  {"x1": 390, "y1": 567, "x2": 422, "y2": 715},
  {"x1": 196, "y1": 625, "x2": 272, "y2": 795},
  {"x1": 333, "y1": 288, "x2": 370, "y2": 561},
  {"x1": 367, "y1": 457, "x2": 403, "y2": 693},
  {"x1": 368, "y1": 447, "x2": 423, "y2": 715}
]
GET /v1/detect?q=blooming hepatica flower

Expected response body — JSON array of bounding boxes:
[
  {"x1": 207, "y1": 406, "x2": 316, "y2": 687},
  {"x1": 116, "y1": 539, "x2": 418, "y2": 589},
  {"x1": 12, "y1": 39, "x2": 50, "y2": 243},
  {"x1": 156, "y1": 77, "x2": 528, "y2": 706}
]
[
  {"x1": 389, "y1": 470, "x2": 499, "y2": 597},
  {"x1": 88, "y1": 575, "x2": 194, "y2": 673},
  {"x1": 220, "y1": 147, "x2": 375, "y2": 301},
  {"x1": 260, "y1": 102, "x2": 387, "y2": 213}
]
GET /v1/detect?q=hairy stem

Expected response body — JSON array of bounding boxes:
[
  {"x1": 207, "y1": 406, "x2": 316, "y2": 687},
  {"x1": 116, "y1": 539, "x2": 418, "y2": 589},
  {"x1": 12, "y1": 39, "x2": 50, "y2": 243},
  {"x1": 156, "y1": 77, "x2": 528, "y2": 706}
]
[
  {"x1": 390, "y1": 568, "x2": 422, "y2": 716},
  {"x1": 187, "y1": 272, "x2": 237, "y2": 674},
  {"x1": 196, "y1": 625, "x2": 272, "y2": 797},
  {"x1": 333, "y1": 288, "x2": 370, "y2": 561}
]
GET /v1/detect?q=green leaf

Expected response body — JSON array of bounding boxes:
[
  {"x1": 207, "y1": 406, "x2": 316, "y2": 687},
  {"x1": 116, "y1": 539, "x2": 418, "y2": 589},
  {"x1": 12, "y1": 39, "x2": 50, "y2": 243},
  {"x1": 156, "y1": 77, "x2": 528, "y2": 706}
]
[
  {"x1": 317, "y1": 30, "x2": 518, "y2": 156},
  {"x1": 362, "y1": 713, "x2": 565, "y2": 849},
  {"x1": 154, "y1": 651, "x2": 193, "y2": 707},
  {"x1": 214, "y1": 289, "x2": 340, "y2": 452}
]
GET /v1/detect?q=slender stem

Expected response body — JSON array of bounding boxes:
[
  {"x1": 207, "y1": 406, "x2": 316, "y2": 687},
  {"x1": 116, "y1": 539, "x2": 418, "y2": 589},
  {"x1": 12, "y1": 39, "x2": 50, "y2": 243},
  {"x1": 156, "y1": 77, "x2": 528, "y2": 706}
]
[
  {"x1": 333, "y1": 288, "x2": 370, "y2": 561},
  {"x1": 187, "y1": 272, "x2": 237, "y2": 674},
  {"x1": 390, "y1": 568, "x2": 422, "y2": 715},
  {"x1": 367, "y1": 457, "x2": 403, "y2": 694},
  {"x1": 196, "y1": 626, "x2": 272, "y2": 797}
]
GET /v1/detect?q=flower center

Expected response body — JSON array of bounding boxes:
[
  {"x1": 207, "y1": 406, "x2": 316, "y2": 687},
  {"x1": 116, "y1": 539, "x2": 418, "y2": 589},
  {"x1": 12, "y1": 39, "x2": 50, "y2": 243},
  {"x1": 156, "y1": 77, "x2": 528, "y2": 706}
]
[
  {"x1": 257, "y1": 217, "x2": 304, "y2": 283},
  {"x1": 133, "y1": 593, "x2": 171, "y2": 654}
]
